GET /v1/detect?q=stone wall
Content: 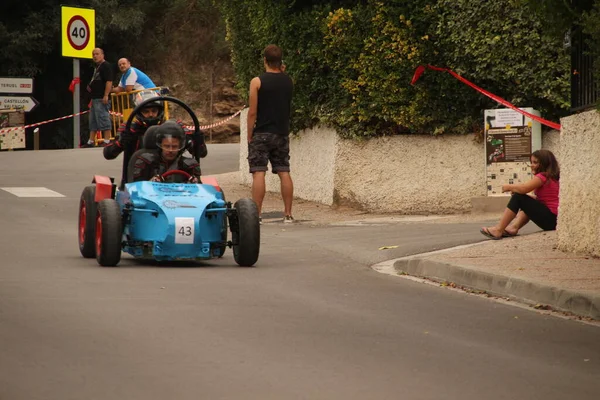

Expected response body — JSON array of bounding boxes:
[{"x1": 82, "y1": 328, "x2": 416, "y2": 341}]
[
  {"x1": 239, "y1": 109, "x2": 562, "y2": 214},
  {"x1": 333, "y1": 134, "x2": 485, "y2": 213},
  {"x1": 557, "y1": 110, "x2": 600, "y2": 257}
]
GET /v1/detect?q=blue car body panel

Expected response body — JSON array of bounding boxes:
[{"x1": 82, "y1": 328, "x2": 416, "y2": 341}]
[{"x1": 116, "y1": 181, "x2": 227, "y2": 261}]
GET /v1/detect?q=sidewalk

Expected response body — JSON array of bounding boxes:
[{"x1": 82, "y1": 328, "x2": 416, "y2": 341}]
[
  {"x1": 213, "y1": 172, "x2": 600, "y2": 321},
  {"x1": 393, "y1": 231, "x2": 600, "y2": 320}
]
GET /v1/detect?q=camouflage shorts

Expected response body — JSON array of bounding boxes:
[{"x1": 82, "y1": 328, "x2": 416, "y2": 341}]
[{"x1": 248, "y1": 132, "x2": 290, "y2": 174}]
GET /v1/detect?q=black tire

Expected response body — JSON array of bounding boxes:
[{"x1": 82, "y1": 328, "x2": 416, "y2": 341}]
[
  {"x1": 78, "y1": 185, "x2": 97, "y2": 258},
  {"x1": 217, "y1": 189, "x2": 227, "y2": 258},
  {"x1": 232, "y1": 198, "x2": 260, "y2": 267},
  {"x1": 95, "y1": 199, "x2": 123, "y2": 267}
]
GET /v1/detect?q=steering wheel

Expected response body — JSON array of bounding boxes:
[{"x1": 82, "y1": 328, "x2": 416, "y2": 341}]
[
  {"x1": 124, "y1": 95, "x2": 201, "y2": 139},
  {"x1": 160, "y1": 169, "x2": 192, "y2": 181}
]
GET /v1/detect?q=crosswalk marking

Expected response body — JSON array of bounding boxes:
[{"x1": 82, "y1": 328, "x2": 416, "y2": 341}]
[{"x1": 1, "y1": 187, "x2": 65, "y2": 198}]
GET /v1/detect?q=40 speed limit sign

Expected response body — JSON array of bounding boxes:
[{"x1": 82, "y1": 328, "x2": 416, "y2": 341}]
[{"x1": 61, "y1": 6, "x2": 95, "y2": 59}]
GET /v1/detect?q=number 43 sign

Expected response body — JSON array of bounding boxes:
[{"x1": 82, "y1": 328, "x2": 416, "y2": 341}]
[
  {"x1": 175, "y1": 218, "x2": 195, "y2": 244},
  {"x1": 61, "y1": 6, "x2": 95, "y2": 59}
]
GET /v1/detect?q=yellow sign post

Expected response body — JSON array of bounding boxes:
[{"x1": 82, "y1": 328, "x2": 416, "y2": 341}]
[
  {"x1": 61, "y1": 6, "x2": 95, "y2": 58},
  {"x1": 61, "y1": 6, "x2": 95, "y2": 148}
]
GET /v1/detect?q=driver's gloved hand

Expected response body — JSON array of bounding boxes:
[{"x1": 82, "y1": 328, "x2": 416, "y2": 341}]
[
  {"x1": 191, "y1": 131, "x2": 208, "y2": 159},
  {"x1": 150, "y1": 175, "x2": 164, "y2": 182},
  {"x1": 119, "y1": 130, "x2": 135, "y2": 147},
  {"x1": 188, "y1": 176, "x2": 199, "y2": 183}
]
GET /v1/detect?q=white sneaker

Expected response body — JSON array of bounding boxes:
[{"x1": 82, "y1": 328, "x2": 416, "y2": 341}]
[{"x1": 283, "y1": 215, "x2": 294, "y2": 223}]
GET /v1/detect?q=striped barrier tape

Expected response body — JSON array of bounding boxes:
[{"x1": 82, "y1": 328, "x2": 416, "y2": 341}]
[
  {"x1": 0, "y1": 108, "x2": 244, "y2": 136},
  {"x1": 108, "y1": 108, "x2": 244, "y2": 130},
  {"x1": 0, "y1": 110, "x2": 91, "y2": 135}
]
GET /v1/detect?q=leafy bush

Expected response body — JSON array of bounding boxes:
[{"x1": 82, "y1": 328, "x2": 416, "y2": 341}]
[
  {"x1": 218, "y1": 0, "x2": 571, "y2": 138},
  {"x1": 0, "y1": 0, "x2": 228, "y2": 148}
]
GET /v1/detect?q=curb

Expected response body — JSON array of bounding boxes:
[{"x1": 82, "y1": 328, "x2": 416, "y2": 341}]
[{"x1": 393, "y1": 257, "x2": 600, "y2": 320}]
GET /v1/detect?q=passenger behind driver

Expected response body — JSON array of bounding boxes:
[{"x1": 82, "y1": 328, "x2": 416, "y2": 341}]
[
  {"x1": 104, "y1": 90, "x2": 207, "y2": 162},
  {"x1": 129, "y1": 121, "x2": 201, "y2": 183},
  {"x1": 103, "y1": 91, "x2": 208, "y2": 162},
  {"x1": 105, "y1": 90, "x2": 207, "y2": 187},
  {"x1": 103, "y1": 90, "x2": 165, "y2": 162}
]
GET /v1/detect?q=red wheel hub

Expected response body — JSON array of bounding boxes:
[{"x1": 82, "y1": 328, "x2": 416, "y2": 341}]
[
  {"x1": 95, "y1": 213, "x2": 102, "y2": 256},
  {"x1": 79, "y1": 201, "x2": 86, "y2": 245}
]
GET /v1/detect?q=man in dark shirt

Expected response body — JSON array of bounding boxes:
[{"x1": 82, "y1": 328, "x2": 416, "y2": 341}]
[
  {"x1": 84, "y1": 48, "x2": 114, "y2": 147},
  {"x1": 247, "y1": 44, "x2": 294, "y2": 223}
]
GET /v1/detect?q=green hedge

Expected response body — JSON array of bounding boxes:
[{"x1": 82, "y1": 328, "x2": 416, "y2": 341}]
[{"x1": 218, "y1": 0, "x2": 571, "y2": 138}]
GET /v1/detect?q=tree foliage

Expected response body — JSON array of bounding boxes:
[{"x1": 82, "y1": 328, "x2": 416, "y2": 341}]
[
  {"x1": 0, "y1": 0, "x2": 227, "y2": 149},
  {"x1": 218, "y1": 0, "x2": 572, "y2": 138}
]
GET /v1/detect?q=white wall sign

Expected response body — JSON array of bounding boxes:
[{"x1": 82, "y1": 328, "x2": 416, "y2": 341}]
[{"x1": 492, "y1": 109, "x2": 524, "y2": 128}]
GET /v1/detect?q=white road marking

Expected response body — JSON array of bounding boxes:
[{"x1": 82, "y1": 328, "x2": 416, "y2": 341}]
[{"x1": 1, "y1": 187, "x2": 65, "y2": 198}]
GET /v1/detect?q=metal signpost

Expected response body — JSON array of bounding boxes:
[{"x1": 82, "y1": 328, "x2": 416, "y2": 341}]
[{"x1": 61, "y1": 6, "x2": 95, "y2": 148}]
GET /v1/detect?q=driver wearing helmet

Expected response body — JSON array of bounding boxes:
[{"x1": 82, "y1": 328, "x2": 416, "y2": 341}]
[{"x1": 129, "y1": 121, "x2": 201, "y2": 183}]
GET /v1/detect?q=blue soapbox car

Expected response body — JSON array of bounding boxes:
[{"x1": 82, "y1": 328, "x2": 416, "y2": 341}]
[{"x1": 77, "y1": 96, "x2": 260, "y2": 267}]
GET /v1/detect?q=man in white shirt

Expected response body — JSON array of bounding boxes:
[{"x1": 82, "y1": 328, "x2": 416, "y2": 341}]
[{"x1": 112, "y1": 58, "x2": 156, "y2": 93}]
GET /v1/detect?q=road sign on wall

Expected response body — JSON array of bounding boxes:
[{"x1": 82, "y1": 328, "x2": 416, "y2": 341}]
[
  {"x1": 0, "y1": 78, "x2": 33, "y2": 94},
  {"x1": 61, "y1": 6, "x2": 95, "y2": 59},
  {"x1": 0, "y1": 96, "x2": 39, "y2": 113}
]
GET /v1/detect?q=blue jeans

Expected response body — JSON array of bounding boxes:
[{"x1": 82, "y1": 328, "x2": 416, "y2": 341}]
[{"x1": 89, "y1": 99, "x2": 111, "y2": 131}]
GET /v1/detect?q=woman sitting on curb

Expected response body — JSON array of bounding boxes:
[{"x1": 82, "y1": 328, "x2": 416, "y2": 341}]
[{"x1": 480, "y1": 149, "x2": 560, "y2": 240}]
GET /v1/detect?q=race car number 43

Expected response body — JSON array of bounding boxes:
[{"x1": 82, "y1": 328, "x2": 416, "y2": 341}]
[{"x1": 175, "y1": 217, "x2": 195, "y2": 244}]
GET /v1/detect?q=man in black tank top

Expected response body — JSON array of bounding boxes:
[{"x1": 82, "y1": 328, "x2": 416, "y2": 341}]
[{"x1": 247, "y1": 44, "x2": 295, "y2": 223}]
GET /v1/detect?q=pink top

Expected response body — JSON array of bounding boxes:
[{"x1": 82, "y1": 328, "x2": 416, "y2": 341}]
[{"x1": 534, "y1": 173, "x2": 560, "y2": 215}]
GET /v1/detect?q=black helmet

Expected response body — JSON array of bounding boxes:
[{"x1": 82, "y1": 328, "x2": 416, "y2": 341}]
[
  {"x1": 156, "y1": 120, "x2": 186, "y2": 153},
  {"x1": 133, "y1": 90, "x2": 164, "y2": 127}
]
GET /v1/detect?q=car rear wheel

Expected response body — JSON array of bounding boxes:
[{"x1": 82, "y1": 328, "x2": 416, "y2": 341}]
[
  {"x1": 217, "y1": 189, "x2": 227, "y2": 258},
  {"x1": 95, "y1": 199, "x2": 123, "y2": 267},
  {"x1": 232, "y1": 198, "x2": 260, "y2": 267},
  {"x1": 78, "y1": 185, "x2": 97, "y2": 258}
]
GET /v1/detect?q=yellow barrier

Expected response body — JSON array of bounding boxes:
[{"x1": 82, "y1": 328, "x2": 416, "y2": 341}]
[{"x1": 105, "y1": 87, "x2": 170, "y2": 142}]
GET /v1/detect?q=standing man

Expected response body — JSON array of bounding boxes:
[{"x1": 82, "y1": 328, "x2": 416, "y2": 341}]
[
  {"x1": 84, "y1": 48, "x2": 114, "y2": 147},
  {"x1": 247, "y1": 44, "x2": 294, "y2": 223},
  {"x1": 112, "y1": 58, "x2": 156, "y2": 93}
]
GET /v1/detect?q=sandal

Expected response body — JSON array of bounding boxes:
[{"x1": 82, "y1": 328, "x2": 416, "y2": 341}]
[{"x1": 480, "y1": 227, "x2": 502, "y2": 240}]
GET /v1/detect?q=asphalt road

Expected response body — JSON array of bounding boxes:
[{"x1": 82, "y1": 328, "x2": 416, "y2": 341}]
[{"x1": 0, "y1": 145, "x2": 598, "y2": 400}]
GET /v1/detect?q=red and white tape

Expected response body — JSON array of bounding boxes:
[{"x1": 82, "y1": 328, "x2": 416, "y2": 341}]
[
  {"x1": 109, "y1": 108, "x2": 243, "y2": 130},
  {"x1": 0, "y1": 110, "x2": 91, "y2": 135},
  {"x1": 192, "y1": 109, "x2": 243, "y2": 130},
  {"x1": 1, "y1": 108, "x2": 244, "y2": 136}
]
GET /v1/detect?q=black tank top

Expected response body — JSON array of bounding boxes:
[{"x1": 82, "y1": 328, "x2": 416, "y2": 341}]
[{"x1": 254, "y1": 72, "x2": 293, "y2": 136}]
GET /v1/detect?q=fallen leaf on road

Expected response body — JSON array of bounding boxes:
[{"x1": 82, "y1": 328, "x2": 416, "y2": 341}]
[{"x1": 378, "y1": 245, "x2": 398, "y2": 250}]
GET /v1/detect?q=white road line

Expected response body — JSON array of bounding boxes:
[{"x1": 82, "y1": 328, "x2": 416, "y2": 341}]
[{"x1": 1, "y1": 187, "x2": 65, "y2": 198}]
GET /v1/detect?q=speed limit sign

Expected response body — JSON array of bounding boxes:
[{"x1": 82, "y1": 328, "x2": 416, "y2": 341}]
[
  {"x1": 61, "y1": 6, "x2": 95, "y2": 58},
  {"x1": 67, "y1": 16, "x2": 90, "y2": 51}
]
